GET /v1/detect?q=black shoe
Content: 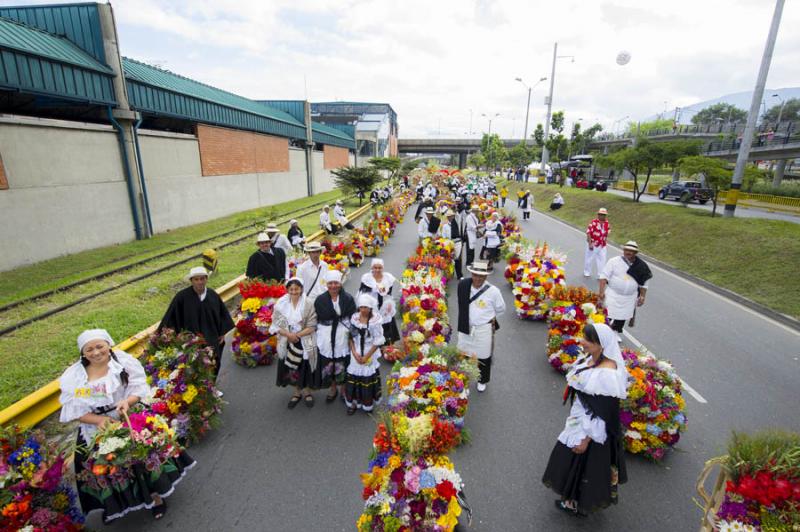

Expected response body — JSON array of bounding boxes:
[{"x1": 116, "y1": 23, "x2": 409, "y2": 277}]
[
  {"x1": 326, "y1": 389, "x2": 338, "y2": 403},
  {"x1": 288, "y1": 395, "x2": 302, "y2": 409}
]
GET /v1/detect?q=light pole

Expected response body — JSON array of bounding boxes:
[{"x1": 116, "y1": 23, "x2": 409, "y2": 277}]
[
  {"x1": 469, "y1": 108, "x2": 474, "y2": 136},
  {"x1": 482, "y1": 112, "x2": 500, "y2": 170},
  {"x1": 481, "y1": 112, "x2": 500, "y2": 136},
  {"x1": 613, "y1": 115, "x2": 629, "y2": 136},
  {"x1": 541, "y1": 42, "x2": 575, "y2": 173},
  {"x1": 515, "y1": 76, "x2": 547, "y2": 146},
  {"x1": 772, "y1": 93, "x2": 786, "y2": 127}
]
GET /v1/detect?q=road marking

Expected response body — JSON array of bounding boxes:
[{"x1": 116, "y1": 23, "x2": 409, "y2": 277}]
[
  {"x1": 622, "y1": 329, "x2": 708, "y2": 404},
  {"x1": 534, "y1": 207, "x2": 800, "y2": 337}
]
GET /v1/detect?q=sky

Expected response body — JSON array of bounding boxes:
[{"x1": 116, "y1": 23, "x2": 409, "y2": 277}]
[{"x1": 8, "y1": 0, "x2": 800, "y2": 138}]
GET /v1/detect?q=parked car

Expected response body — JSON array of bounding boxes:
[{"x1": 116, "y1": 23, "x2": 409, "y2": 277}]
[{"x1": 657, "y1": 181, "x2": 712, "y2": 204}]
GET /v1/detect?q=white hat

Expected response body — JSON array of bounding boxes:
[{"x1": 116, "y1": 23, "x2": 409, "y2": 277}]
[
  {"x1": 424, "y1": 207, "x2": 435, "y2": 214},
  {"x1": 467, "y1": 260, "x2": 492, "y2": 276},
  {"x1": 335, "y1": 199, "x2": 343, "y2": 205},
  {"x1": 325, "y1": 270, "x2": 343, "y2": 284},
  {"x1": 185, "y1": 266, "x2": 209, "y2": 281},
  {"x1": 285, "y1": 276, "x2": 304, "y2": 288},
  {"x1": 622, "y1": 241, "x2": 639, "y2": 252},
  {"x1": 289, "y1": 219, "x2": 298, "y2": 225},
  {"x1": 257, "y1": 232, "x2": 270, "y2": 243},
  {"x1": 356, "y1": 293, "x2": 378, "y2": 310},
  {"x1": 304, "y1": 242, "x2": 323, "y2": 252},
  {"x1": 445, "y1": 209, "x2": 456, "y2": 217},
  {"x1": 598, "y1": 208, "x2": 608, "y2": 215},
  {"x1": 265, "y1": 223, "x2": 279, "y2": 234},
  {"x1": 78, "y1": 328, "x2": 114, "y2": 353},
  {"x1": 371, "y1": 258, "x2": 384, "y2": 268},
  {"x1": 470, "y1": 205, "x2": 480, "y2": 211},
  {"x1": 323, "y1": 204, "x2": 330, "y2": 209}
]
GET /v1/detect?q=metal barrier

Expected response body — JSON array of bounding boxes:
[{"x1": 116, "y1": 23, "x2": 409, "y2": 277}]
[
  {"x1": 613, "y1": 182, "x2": 800, "y2": 208},
  {"x1": 0, "y1": 204, "x2": 373, "y2": 429}
]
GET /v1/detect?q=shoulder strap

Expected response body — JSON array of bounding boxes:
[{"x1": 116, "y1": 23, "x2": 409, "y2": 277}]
[
  {"x1": 307, "y1": 265, "x2": 323, "y2": 296},
  {"x1": 469, "y1": 284, "x2": 490, "y2": 304}
]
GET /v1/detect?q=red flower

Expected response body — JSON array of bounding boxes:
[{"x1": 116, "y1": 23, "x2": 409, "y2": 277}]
[{"x1": 436, "y1": 480, "x2": 458, "y2": 500}]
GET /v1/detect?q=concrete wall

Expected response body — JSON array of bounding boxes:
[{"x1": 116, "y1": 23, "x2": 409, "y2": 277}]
[
  {"x1": 312, "y1": 150, "x2": 336, "y2": 194},
  {"x1": 0, "y1": 117, "x2": 135, "y2": 271}
]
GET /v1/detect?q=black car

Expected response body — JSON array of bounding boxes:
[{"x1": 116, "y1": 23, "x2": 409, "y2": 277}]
[{"x1": 657, "y1": 181, "x2": 712, "y2": 204}]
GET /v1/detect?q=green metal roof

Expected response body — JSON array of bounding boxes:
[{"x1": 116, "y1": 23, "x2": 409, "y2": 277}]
[
  {"x1": 312, "y1": 120, "x2": 355, "y2": 149},
  {"x1": 0, "y1": 15, "x2": 112, "y2": 74}
]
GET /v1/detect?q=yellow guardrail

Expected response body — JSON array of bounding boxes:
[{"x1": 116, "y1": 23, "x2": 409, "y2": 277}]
[
  {"x1": 613, "y1": 181, "x2": 800, "y2": 209},
  {"x1": 0, "y1": 203, "x2": 373, "y2": 429}
]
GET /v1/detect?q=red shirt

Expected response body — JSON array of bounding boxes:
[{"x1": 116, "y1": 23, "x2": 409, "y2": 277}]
[{"x1": 586, "y1": 219, "x2": 610, "y2": 247}]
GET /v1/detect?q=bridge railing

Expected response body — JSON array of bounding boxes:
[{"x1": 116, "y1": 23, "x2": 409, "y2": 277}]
[
  {"x1": 593, "y1": 121, "x2": 797, "y2": 144},
  {"x1": 705, "y1": 124, "x2": 800, "y2": 154}
]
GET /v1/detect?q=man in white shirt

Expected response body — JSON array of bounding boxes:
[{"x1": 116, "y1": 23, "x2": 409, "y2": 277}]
[
  {"x1": 334, "y1": 200, "x2": 354, "y2": 230},
  {"x1": 464, "y1": 205, "x2": 482, "y2": 267},
  {"x1": 320, "y1": 205, "x2": 335, "y2": 234},
  {"x1": 599, "y1": 241, "x2": 652, "y2": 340},
  {"x1": 456, "y1": 260, "x2": 506, "y2": 392},
  {"x1": 297, "y1": 242, "x2": 330, "y2": 299},
  {"x1": 417, "y1": 207, "x2": 435, "y2": 240},
  {"x1": 265, "y1": 223, "x2": 292, "y2": 253}
]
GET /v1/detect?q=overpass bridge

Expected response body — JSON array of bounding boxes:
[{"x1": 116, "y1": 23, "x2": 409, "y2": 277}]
[{"x1": 398, "y1": 138, "x2": 533, "y2": 168}]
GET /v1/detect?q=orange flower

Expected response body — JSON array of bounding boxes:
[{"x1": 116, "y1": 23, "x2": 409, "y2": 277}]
[{"x1": 92, "y1": 464, "x2": 109, "y2": 476}]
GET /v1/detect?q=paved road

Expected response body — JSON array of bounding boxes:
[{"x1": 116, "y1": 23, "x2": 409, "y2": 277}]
[
  {"x1": 605, "y1": 187, "x2": 800, "y2": 224},
  {"x1": 97, "y1": 200, "x2": 800, "y2": 531}
]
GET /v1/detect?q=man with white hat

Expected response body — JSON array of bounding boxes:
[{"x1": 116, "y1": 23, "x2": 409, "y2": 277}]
[
  {"x1": 320, "y1": 205, "x2": 335, "y2": 234},
  {"x1": 314, "y1": 269, "x2": 357, "y2": 403},
  {"x1": 159, "y1": 267, "x2": 235, "y2": 381},
  {"x1": 584, "y1": 208, "x2": 610, "y2": 278},
  {"x1": 464, "y1": 205, "x2": 482, "y2": 267},
  {"x1": 297, "y1": 242, "x2": 329, "y2": 299},
  {"x1": 439, "y1": 209, "x2": 463, "y2": 279},
  {"x1": 417, "y1": 206, "x2": 436, "y2": 240},
  {"x1": 334, "y1": 200, "x2": 354, "y2": 230},
  {"x1": 456, "y1": 260, "x2": 506, "y2": 392},
  {"x1": 286, "y1": 219, "x2": 305, "y2": 249},
  {"x1": 246, "y1": 232, "x2": 288, "y2": 282},
  {"x1": 265, "y1": 223, "x2": 292, "y2": 253},
  {"x1": 599, "y1": 241, "x2": 652, "y2": 339}
]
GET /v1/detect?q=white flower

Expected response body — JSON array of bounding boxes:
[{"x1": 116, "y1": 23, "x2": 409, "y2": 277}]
[
  {"x1": 97, "y1": 436, "x2": 128, "y2": 454},
  {"x1": 717, "y1": 520, "x2": 756, "y2": 532},
  {"x1": 625, "y1": 430, "x2": 642, "y2": 440},
  {"x1": 429, "y1": 466, "x2": 463, "y2": 489}
]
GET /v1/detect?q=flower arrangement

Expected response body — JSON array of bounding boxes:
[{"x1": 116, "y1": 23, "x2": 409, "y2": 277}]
[
  {"x1": 0, "y1": 425, "x2": 84, "y2": 531},
  {"x1": 506, "y1": 242, "x2": 566, "y2": 320},
  {"x1": 320, "y1": 239, "x2": 350, "y2": 277},
  {"x1": 142, "y1": 329, "x2": 223, "y2": 444},
  {"x1": 400, "y1": 268, "x2": 451, "y2": 350},
  {"x1": 714, "y1": 430, "x2": 800, "y2": 531},
  {"x1": 620, "y1": 348, "x2": 687, "y2": 461},
  {"x1": 230, "y1": 280, "x2": 286, "y2": 367},
  {"x1": 546, "y1": 286, "x2": 607, "y2": 374}
]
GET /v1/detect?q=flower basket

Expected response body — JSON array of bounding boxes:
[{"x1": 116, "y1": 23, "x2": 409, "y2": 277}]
[
  {"x1": 696, "y1": 456, "x2": 730, "y2": 532},
  {"x1": 230, "y1": 280, "x2": 286, "y2": 367}
]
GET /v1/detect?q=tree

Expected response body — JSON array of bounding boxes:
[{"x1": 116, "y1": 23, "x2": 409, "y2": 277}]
[
  {"x1": 400, "y1": 159, "x2": 421, "y2": 176},
  {"x1": 763, "y1": 98, "x2": 800, "y2": 125},
  {"x1": 596, "y1": 140, "x2": 666, "y2": 202},
  {"x1": 679, "y1": 156, "x2": 731, "y2": 216},
  {"x1": 467, "y1": 153, "x2": 486, "y2": 170},
  {"x1": 331, "y1": 166, "x2": 381, "y2": 205},
  {"x1": 480, "y1": 133, "x2": 508, "y2": 171},
  {"x1": 691, "y1": 103, "x2": 747, "y2": 126},
  {"x1": 626, "y1": 118, "x2": 673, "y2": 136},
  {"x1": 533, "y1": 123, "x2": 545, "y2": 147},
  {"x1": 551, "y1": 111, "x2": 565, "y2": 134},
  {"x1": 368, "y1": 156, "x2": 402, "y2": 181},
  {"x1": 661, "y1": 139, "x2": 703, "y2": 181},
  {"x1": 507, "y1": 143, "x2": 536, "y2": 168}
]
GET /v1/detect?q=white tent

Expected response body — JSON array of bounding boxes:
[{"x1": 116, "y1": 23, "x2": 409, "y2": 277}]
[{"x1": 527, "y1": 161, "x2": 551, "y2": 172}]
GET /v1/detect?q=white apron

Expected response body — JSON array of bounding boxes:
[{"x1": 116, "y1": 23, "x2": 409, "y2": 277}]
[
  {"x1": 457, "y1": 323, "x2": 494, "y2": 360},
  {"x1": 605, "y1": 275, "x2": 638, "y2": 320}
]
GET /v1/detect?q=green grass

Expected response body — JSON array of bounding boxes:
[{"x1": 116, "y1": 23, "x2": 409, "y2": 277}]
[
  {"x1": 0, "y1": 189, "x2": 347, "y2": 307},
  {"x1": 0, "y1": 194, "x2": 365, "y2": 410},
  {"x1": 508, "y1": 183, "x2": 799, "y2": 320}
]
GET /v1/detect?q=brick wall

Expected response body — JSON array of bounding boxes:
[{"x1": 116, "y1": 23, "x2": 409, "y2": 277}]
[
  {"x1": 0, "y1": 152, "x2": 7, "y2": 189},
  {"x1": 197, "y1": 124, "x2": 289, "y2": 176},
  {"x1": 323, "y1": 145, "x2": 349, "y2": 170},
  {"x1": 389, "y1": 134, "x2": 398, "y2": 157}
]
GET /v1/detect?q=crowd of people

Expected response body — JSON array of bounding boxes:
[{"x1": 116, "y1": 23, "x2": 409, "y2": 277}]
[{"x1": 56, "y1": 170, "x2": 654, "y2": 525}]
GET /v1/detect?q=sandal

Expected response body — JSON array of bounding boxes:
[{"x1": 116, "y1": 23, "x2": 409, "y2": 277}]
[
  {"x1": 554, "y1": 499, "x2": 583, "y2": 517},
  {"x1": 304, "y1": 395, "x2": 315, "y2": 408},
  {"x1": 151, "y1": 500, "x2": 168, "y2": 520},
  {"x1": 325, "y1": 389, "x2": 338, "y2": 403},
  {"x1": 288, "y1": 395, "x2": 302, "y2": 409}
]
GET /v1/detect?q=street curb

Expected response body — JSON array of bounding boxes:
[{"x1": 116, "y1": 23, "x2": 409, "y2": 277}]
[{"x1": 534, "y1": 208, "x2": 800, "y2": 334}]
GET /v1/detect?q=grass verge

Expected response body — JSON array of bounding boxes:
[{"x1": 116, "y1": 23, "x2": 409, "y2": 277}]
[
  {"x1": 0, "y1": 195, "x2": 365, "y2": 410},
  {"x1": 506, "y1": 182, "x2": 799, "y2": 320}
]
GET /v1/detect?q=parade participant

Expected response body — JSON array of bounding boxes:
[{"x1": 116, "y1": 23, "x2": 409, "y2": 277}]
[
  {"x1": 550, "y1": 193, "x2": 565, "y2": 211},
  {"x1": 297, "y1": 242, "x2": 329, "y2": 299},
  {"x1": 417, "y1": 207, "x2": 436, "y2": 240},
  {"x1": 358, "y1": 258, "x2": 400, "y2": 344},
  {"x1": 456, "y1": 261, "x2": 506, "y2": 392},
  {"x1": 265, "y1": 223, "x2": 292, "y2": 253},
  {"x1": 370, "y1": 189, "x2": 381, "y2": 205},
  {"x1": 320, "y1": 205, "x2": 336, "y2": 234},
  {"x1": 271, "y1": 278, "x2": 319, "y2": 409},
  {"x1": 519, "y1": 189, "x2": 533, "y2": 221},
  {"x1": 499, "y1": 185, "x2": 509, "y2": 207},
  {"x1": 414, "y1": 197, "x2": 433, "y2": 222},
  {"x1": 246, "y1": 232, "x2": 288, "y2": 282},
  {"x1": 440, "y1": 209, "x2": 463, "y2": 279},
  {"x1": 464, "y1": 205, "x2": 482, "y2": 266},
  {"x1": 542, "y1": 323, "x2": 629, "y2": 517},
  {"x1": 314, "y1": 270, "x2": 356, "y2": 403},
  {"x1": 334, "y1": 200, "x2": 355, "y2": 230},
  {"x1": 59, "y1": 329, "x2": 195, "y2": 523},
  {"x1": 159, "y1": 267, "x2": 235, "y2": 382},
  {"x1": 481, "y1": 212, "x2": 503, "y2": 271},
  {"x1": 415, "y1": 182, "x2": 424, "y2": 202},
  {"x1": 598, "y1": 241, "x2": 651, "y2": 338},
  {"x1": 344, "y1": 294, "x2": 385, "y2": 415},
  {"x1": 584, "y1": 208, "x2": 610, "y2": 278},
  {"x1": 287, "y1": 219, "x2": 305, "y2": 249}
]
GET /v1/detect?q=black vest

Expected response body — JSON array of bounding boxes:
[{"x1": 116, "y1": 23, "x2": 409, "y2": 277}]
[
  {"x1": 456, "y1": 278, "x2": 473, "y2": 334},
  {"x1": 450, "y1": 218, "x2": 461, "y2": 240}
]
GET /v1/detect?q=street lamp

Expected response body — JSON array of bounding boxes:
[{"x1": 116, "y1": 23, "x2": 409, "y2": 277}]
[
  {"x1": 481, "y1": 112, "x2": 500, "y2": 135},
  {"x1": 612, "y1": 115, "x2": 629, "y2": 136},
  {"x1": 541, "y1": 42, "x2": 575, "y2": 172},
  {"x1": 515, "y1": 76, "x2": 547, "y2": 146},
  {"x1": 772, "y1": 93, "x2": 786, "y2": 127}
]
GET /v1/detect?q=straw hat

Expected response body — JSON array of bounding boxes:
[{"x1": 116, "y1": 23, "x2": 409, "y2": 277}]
[
  {"x1": 304, "y1": 242, "x2": 323, "y2": 252},
  {"x1": 467, "y1": 260, "x2": 492, "y2": 276},
  {"x1": 256, "y1": 232, "x2": 270, "y2": 243},
  {"x1": 598, "y1": 208, "x2": 608, "y2": 215},
  {"x1": 622, "y1": 241, "x2": 639, "y2": 252},
  {"x1": 185, "y1": 266, "x2": 209, "y2": 281},
  {"x1": 265, "y1": 223, "x2": 279, "y2": 234}
]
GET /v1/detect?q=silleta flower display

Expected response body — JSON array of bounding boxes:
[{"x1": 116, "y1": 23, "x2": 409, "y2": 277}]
[
  {"x1": 230, "y1": 280, "x2": 286, "y2": 367},
  {"x1": 503, "y1": 240, "x2": 566, "y2": 320},
  {"x1": 546, "y1": 285, "x2": 607, "y2": 373}
]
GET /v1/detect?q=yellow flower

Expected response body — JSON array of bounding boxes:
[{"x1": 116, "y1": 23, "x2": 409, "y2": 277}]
[
  {"x1": 388, "y1": 454, "x2": 402, "y2": 470},
  {"x1": 182, "y1": 384, "x2": 198, "y2": 404},
  {"x1": 241, "y1": 297, "x2": 262, "y2": 313},
  {"x1": 356, "y1": 514, "x2": 371, "y2": 531},
  {"x1": 437, "y1": 497, "x2": 462, "y2": 530},
  {"x1": 240, "y1": 341, "x2": 252, "y2": 354}
]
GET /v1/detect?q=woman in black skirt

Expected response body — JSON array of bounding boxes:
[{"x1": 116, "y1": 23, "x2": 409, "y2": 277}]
[
  {"x1": 542, "y1": 323, "x2": 629, "y2": 516},
  {"x1": 271, "y1": 277, "x2": 319, "y2": 408},
  {"x1": 358, "y1": 258, "x2": 400, "y2": 345},
  {"x1": 59, "y1": 329, "x2": 195, "y2": 523},
  {"x1": 344, "y1": 294, "x2": 385, "y2": 415}
]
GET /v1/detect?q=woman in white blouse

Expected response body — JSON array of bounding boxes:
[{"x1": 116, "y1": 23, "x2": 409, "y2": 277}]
[
  {"x1": 271, "y1": 278, "x2": 318, "y2": 408},
  {"x1": 344, "y1": 295, "x2": 385, "y2": 415},
  {"x1": 358, "y1": 259, "x2": 400, "y2": 345},
  {"x1": 542, "y1": 323, "x2": 629, "y2": 517},
  {"x1": 59, "y1": 329, "x2": 195, "y2": 523}
]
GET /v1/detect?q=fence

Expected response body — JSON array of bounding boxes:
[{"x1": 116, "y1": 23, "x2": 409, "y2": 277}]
[{"x1": 613, "y1": 181, "x2": 800, "y2": 209}]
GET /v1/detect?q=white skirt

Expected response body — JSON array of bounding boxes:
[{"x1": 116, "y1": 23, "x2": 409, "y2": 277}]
[
  {"x1": 605, "y1": 288, "x2": 637, "y2": 320},
  {"x1": 457, "y1": 323, "x2": 494, "y2": 360}
]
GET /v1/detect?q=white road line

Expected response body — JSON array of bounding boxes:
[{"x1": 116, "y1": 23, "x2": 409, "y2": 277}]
[
  {"x1": 622, "y1": 329, "x2": 708, "y2": 404},
  {"x1": 535, "y1": 208, "x2": 800, "y2": 337}
]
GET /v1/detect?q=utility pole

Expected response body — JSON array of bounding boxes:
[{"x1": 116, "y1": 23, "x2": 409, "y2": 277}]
[
  {"x1": 725, "y1": 0, "x2": 785, "y2": 218},
  {"x1": 523, "y1": 88, "x2": 531, "y2": 145},
  {"x1": 541, "y1": 42, "x2": 558, "y2": 174}
]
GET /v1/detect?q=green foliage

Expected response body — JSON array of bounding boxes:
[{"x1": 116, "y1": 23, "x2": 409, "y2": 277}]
[
  {"x1": 467, "y1": 152, "x2": 486, "y2": 170},
  {"x1": 661, "y1": 140, "x2": 702, "y2": 169},
  {"x1": 763, "y1": 98, "x2": 800, "y2": 124},
  {"x1": 691, "y1": 103, "x2": 747, "y2": 126},
  {"x1": 742, "y1": 165, "x2": 767, "y2": 192},
  {"x1": 331, "y1": 166, "x2": 382, "y2": 202},
  {"x1": 748, "y1": 181, "x2": 800, "y2": 198},
  {"x1": 507, "y1": 143, "x2": 537, "y2": 168},
  {"x1": 597, "y1": 140, "x2": 667, "y2": 201},
  {"x1": 626, "y1": 118, "x2": 673, "y2": 136},
  {"x1": 400, "y1": 159, "x2": 421, "y2": 176},
  {"x1": 533, "y1": 123, "x2": 545, "y2": 147},
  {"x1": 679, "y1": 155, "x2": 731, "y2": 216},
  {"x1": 550, "y1": 111, "x2": 565, "y2": 133},
  {"x1": 368, "y1": 156, "x2": 402, "y2": 181},
  {"x1": 480, "y1": 133, "x2": 508, "y2": 170},
  {"x1": 725, "y1": 430, "x2": 800, "y2": 482}
]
